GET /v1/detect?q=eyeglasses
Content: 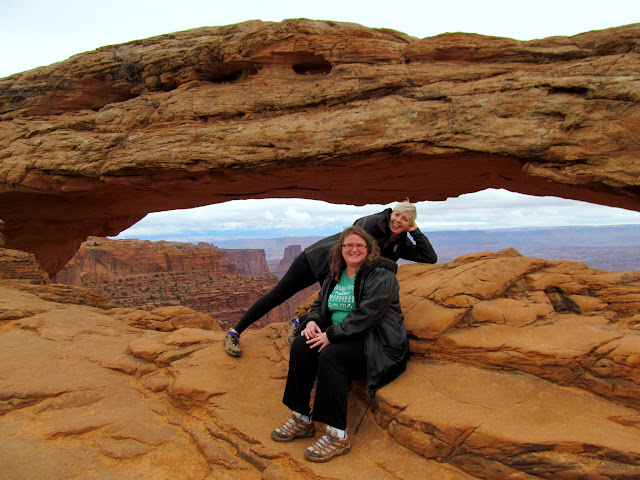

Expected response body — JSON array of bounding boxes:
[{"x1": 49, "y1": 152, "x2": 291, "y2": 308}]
[{"x1": 342, "y1": 244, "x2": 367, "y2": 251}]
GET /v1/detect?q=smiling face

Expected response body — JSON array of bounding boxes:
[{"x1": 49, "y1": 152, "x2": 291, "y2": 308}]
[
  {"x1": 341, "y1": 233, "x2": 368, "y2": 270},
  {"x1": 389, "y1": 210, "x2": 413, "y2": 235}
]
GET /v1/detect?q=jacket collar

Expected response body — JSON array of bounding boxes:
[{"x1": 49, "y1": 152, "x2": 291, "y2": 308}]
[{"x1": 353, "y1": 257, "x2": 397, "y2": 305}]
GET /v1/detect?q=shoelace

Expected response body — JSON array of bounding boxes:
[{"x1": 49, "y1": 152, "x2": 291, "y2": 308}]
[
  {"x1": 281, "y1": 415, "x2": 302, "y2": 433},
  {"x1": 311, "y1": 433, "x2": 334, "y2": 452},
  {"x1": 228, "y1": 334, "x2": 240, "y2": 346}
]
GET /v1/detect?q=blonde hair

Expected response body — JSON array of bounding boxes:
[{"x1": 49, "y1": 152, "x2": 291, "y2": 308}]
[{"x1": 392, "y1": 198, "x2": 417, "y2": 223}]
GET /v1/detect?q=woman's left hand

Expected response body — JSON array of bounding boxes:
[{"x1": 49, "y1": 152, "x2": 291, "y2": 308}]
[
  {"x1": 307, "y1": 332, "x2": 330, "y2": 352},
  {"x1": 407, "y1": 223, "x2": 418, "y2": 232}
]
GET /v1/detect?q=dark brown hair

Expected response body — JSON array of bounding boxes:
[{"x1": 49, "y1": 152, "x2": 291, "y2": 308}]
[{"x1": 328, "y1": 226, "x2": 381, "y2": 281}]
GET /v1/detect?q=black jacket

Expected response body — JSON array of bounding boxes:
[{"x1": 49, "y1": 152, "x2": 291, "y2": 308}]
[
  {"x1": 303, "y1": 208, "x2": 437, "y2": 281},
  {"x1": 303, "y1": 257, "x2": 409, "y2": 396}
]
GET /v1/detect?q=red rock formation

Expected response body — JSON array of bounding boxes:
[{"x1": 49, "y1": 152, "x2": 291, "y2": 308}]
[
  {"x1": 2, "y1": 19, "x2": 640, "y2": 478},
  {"x1": 1, "y1": 20, "x2": 639, "y2": 276},
  {"x1": 55, "y1": 237, "x2": 242, "y2": 284},
  {"x1": 53, "y1": 236, "x2": 307, "y2": 331},
  {"x1": 0, "y1": 248, "x2": 50, "y2": 284},
  {"x1": 271, "y1": 244, "x2": 301, "y2": 278},
  {"x1": 123, "y1": 305, "x2": 220, "y2": 332},
  {"x1": 221, "y1": 248, "x2": 270, "y2": 275}
]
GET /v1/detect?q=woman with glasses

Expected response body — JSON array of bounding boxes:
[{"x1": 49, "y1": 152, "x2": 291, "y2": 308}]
[
  {"x1": 224, "y1": 199, "x2": 437, "y2": 356},
  {"x1": 270, "y1": 226, "x2": 409, "y2": 462}
]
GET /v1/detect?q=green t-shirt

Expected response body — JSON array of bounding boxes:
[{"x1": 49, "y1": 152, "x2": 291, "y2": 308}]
[{"x1": 328, "y1": 269, "x2": 356, "y2": 325}]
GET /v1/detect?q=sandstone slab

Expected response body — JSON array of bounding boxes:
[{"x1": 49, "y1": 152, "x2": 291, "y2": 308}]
[{"x1": 2, "y1": 249, "x2": 640, "y2": 479}]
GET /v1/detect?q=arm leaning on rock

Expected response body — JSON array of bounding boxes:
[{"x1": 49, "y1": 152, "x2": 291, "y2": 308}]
[{"x1": 401, "y1": 227, "x2": 437, "y2": 264}]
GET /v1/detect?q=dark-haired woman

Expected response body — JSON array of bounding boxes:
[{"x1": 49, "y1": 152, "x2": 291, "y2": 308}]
[
  {"x1": 270, "y1": 226, "x2": 409, "y2": 463},
  {"x1": 224, "y1": 199, "x2": 436, "y2": 356}
]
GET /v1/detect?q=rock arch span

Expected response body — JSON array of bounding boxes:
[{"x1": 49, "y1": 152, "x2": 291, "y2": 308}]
[{"x1": 1, "y1": 19, "x2": 639, "y2": 275}]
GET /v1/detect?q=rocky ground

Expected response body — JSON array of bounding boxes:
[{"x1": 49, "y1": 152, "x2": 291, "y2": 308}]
[{"x1": 2, "y1": 247, "x2": 640, "y2": 479}]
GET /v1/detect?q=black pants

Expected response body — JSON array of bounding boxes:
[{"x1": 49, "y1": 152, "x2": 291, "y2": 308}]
[
  {"x1": 234, "y1": 252, "x2": 323, "y2": 334},
  {"x1": 282, "y1": 335, "x2": 367, "y2": 430}
]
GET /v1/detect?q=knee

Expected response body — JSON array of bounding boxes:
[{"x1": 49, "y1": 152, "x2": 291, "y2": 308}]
[
  {"x1": 290, "y1": 335, "x2": 310, "y2": 356},
  {"x1": 317, "y1": 345, "x2": 340, "y2": 368}
]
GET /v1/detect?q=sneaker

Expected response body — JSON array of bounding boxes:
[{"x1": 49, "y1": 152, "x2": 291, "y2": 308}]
[
  {"x1": 223, "y1": 330, "x2": 242, "y2": 357},
  {"x1": 285, "y1": 318, "x2": 301, "y2": 345},
  {"x1": 271, "y1": 413, "x2": 315, "y2": 442},
  {"x1": 304, "y1": 426, "x2": 350, "y2": 463}
]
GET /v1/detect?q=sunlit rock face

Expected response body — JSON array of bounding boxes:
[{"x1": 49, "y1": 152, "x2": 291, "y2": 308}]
[
  {"x1": 2, "y1": 248, "x2": 640, "y2": 479},
  {"x1": 1, "y1": 19, "x2": 640, "y2": 276}
]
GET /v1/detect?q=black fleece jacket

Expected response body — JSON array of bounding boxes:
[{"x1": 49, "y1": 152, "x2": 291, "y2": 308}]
[
  {"x1": 303, "y1": 257, "x2": 409, "y2": 396},
  {"x1": 303, "y1": 208, "x2": 437, "y2": 281}
]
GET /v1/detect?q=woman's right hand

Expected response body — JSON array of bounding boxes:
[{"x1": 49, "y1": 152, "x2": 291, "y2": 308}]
[{"x1": 302, "y1": 320, "x2": 322, "y2": 339}]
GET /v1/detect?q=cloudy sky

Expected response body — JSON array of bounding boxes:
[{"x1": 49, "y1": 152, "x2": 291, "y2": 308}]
[{"x1": 4, "y1": 0, "x2": 640, "y2": 241}]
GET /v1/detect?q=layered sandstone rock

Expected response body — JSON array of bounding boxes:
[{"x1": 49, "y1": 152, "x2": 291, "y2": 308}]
[
  {"x1": 1, "y1": 20, "x2": 639, "y2": 276},
  {"x1": 122, "y1": 305, "x2": 221, "y2": 332},
  {"x1": 53, "y1": 237, "x2": 301, "y2": 330},
  {"x1": 222, "y1": 248, "x2": 271, "y2": 275},
  {"x1": 2, "y1": 249, "x2": 640, "y2": 479},
  {"x1": 272, "y1": 244, "x2": 302, "y2": 278},
  {"x1": 0, "y1": 248, "x2": 50, "y2": 284}
]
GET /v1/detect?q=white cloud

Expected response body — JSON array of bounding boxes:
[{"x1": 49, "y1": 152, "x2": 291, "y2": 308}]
[{"x1": 114, "y1": 189, "x2": 640, "y2": 241}]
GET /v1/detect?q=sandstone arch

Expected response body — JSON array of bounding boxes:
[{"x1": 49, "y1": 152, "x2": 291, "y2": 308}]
[{"x1": 1, "y1": 19, "x2": 639, "y2": 275}]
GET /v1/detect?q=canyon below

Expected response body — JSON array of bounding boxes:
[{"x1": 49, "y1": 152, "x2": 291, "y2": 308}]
[{"x1": 52, "y1": 237, "x2": 314, "y2": 332}]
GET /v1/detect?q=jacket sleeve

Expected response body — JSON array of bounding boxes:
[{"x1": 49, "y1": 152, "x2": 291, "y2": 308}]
[
  {"x1": 326, "y1": 267, "x2": 398, "y2": 343},
  {"x1": 398, "y1": 227, "x2": 438, "y2": 263}
]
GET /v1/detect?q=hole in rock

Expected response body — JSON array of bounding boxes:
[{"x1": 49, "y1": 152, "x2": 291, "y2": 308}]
[
  {"x1": 198, "y1": 62, "x2": 259, "y2": 84},
  {"x1": 292, "y1": 55, "x2": 333, "y2": 75},
  {"x1": 548, "y1": 86, "x2": 590, "y2": 97}
]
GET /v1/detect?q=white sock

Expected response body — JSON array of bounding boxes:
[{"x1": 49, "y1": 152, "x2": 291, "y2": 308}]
[
  {"x1": 293, "y1": 411, "x2": 311, "y2": 423},
  {"x1": 328, "y1": 426, "x2": 346, "y2": 439}
]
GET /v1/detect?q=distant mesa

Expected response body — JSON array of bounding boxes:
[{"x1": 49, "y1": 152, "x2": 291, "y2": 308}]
[{"x1": 271, "y1": 244, "x2": 302, "y2": 278}]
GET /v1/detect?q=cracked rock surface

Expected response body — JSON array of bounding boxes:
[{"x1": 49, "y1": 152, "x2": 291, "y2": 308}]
[{"x1": 2, "y1": 248, "x2": 640, "y2": 479}]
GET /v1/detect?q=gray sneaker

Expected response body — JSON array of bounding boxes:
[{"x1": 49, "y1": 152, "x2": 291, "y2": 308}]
[
  {"x1": 285, "y1": 318, "x2": 301, "y2": 345},
  {"x1": 223, "y1": 331, "x2": 242, "y2": 356},
  {"x1": 271, "y1": 413, "x2": 315, "y2": 442},
  {"x1": 304, "y1": 426, "x2": 350, "y2": 462}
]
